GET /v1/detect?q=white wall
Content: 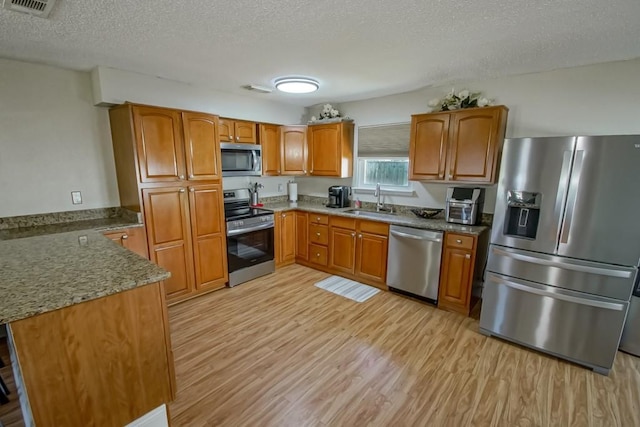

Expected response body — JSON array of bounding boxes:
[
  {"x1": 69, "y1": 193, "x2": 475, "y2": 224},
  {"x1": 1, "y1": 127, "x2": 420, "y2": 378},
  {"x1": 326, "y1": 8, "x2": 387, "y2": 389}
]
[
  {"x1": 296, "y1": 59, "x2": 640, "y2": 212},
  {"x1": 92, "y1": 67, "x2": 307, "y2": 124},
  {"x1": 222, "y1": 176, "x2": 292, "y2": 199},
  {"x1": 0, "y1": 59, "x2": 120, "y2": 217}
]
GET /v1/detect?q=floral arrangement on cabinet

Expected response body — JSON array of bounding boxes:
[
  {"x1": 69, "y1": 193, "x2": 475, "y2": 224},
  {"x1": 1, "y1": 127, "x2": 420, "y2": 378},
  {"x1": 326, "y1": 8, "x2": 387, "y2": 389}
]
[
  {"x1": 428, "y1": 89, "x2": 493, "y2": 112},
  {"x1": 308, "y1": 103, "x2": 351, "y2": 124}
]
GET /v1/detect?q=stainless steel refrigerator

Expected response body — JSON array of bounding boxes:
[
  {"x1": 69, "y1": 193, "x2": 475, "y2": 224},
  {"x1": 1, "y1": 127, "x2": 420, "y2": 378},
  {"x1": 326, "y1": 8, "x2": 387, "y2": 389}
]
[{"x1": 479, "y1": 135, "x2": 640, "y2": 375}]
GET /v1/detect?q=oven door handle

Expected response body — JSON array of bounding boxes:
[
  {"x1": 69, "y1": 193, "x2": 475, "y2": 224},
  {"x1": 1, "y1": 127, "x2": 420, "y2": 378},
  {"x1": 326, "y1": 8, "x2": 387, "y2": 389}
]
[{"x1": 227, "y1": 222, "x2": 274, "y2": 236}]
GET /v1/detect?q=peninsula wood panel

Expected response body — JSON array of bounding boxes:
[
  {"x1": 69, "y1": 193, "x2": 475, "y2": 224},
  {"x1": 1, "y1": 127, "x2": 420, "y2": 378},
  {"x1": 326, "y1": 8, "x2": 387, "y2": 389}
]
[
  {"x1": 260, "y1": 124, "x2": 281, "y2": 175},
  {"x1": 132, "y1": 105, "x2": 186, "y2": 183},
  {"x1": 280, "y1": 126, "x2": 308, "y2": 175},
  {"x1": 9, "y1": 283, "x2": 174, "y2": 427},
  {"x1": 182, "y1": 112, "x2": 221, "y2": 181}
]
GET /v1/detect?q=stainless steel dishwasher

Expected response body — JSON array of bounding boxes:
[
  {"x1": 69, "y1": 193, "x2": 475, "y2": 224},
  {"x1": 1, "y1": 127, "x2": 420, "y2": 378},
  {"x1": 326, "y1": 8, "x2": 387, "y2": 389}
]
[{"x1": 386, "y1": 225, "x2": 443, "y2": 303}]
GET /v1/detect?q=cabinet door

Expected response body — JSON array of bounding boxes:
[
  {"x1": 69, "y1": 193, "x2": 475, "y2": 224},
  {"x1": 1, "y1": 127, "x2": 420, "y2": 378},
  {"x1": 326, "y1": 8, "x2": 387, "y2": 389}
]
[
  {"x1": 447, "y1": 107, "x2": 503, "y2": 182},
  {"x1": 280, "y1": 125, "x2": 308, "y2": 175},
  {"x1": 133, "y1": 106, "x2": 186, "y2": 183},
  {"x1": 329, "y1": 227, "x2": 357, "y2": 275},
  {"x1": 182, "y1": 112, "x2": 221, "y2": 181},
  {"x1": 356, "y1": 232, "x2": 388, "y2": 284},
  {"x1": 281, "y1": 211, "x2": 296, "y2": 264},
  {"x1": 143, "y1": 187, "x2": 195, "y2": 300},
  {"x1": 234, "y1": 121, "x2": 258, "y2": 144},
  {"x1": 439, "y1": 247, "x2": 473, "y2": 312},
  {"x1": 295, "y1": 211, "x2": 309, "y2": 261},
  {"x1": 409, "y1": 113, "x2": 450, "y2": 180},
  {"x1": 188, "y1": 184, "x2": 228, "y2": 291},
  {"x1": 260, "y1": 124, "x2": 281, "y2": 175},
  {"x1": 218, "y1": 118, "x2": 234, "y2": 142},
  {"x1": 308, "y1": 124, "x2": 341, "y2": 176}
]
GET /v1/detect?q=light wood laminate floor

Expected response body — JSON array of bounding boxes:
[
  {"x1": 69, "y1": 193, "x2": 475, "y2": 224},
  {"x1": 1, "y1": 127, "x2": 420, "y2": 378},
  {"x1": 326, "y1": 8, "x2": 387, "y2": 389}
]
[{"x1": 1, "y1": 264, "x2": 639, "y2": 426}]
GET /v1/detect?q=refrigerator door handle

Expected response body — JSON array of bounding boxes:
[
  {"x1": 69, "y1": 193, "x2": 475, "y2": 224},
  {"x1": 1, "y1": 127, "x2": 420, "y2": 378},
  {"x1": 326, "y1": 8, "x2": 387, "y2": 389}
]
[
  {"x1": 488, "y1": 274, "x2": 627, "y2": 311},
  {"x1": 491, "y1": 246, "x2": 634, "y2": 279},
  {"x1": 560, "y1": 150, "x2": 584, "y2": 244},
  {"x1": 554, "y1": 150, "x2": 574, "y2": 245}
]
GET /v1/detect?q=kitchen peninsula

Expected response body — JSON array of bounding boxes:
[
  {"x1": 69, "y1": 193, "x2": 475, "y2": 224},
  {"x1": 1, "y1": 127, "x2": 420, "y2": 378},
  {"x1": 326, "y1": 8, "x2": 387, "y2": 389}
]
[{"x1": 0, "y1": 228, "x2": 175, "y2": 426}]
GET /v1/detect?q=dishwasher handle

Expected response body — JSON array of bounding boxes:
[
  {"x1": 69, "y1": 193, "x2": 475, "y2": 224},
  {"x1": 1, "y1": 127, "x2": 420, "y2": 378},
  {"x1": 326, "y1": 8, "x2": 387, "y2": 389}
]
[{"x1": 390, "y1": 229, "x2": 442, "y2": 242}]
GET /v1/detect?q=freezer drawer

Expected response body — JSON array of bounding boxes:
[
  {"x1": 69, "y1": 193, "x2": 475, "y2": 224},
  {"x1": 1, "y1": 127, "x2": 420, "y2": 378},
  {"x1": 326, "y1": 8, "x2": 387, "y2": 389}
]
[
  {"x1": 487, "y1": 244, "x2": 637, "y2": 300},
  {"x1": 480, "y1": 272, "x2": 629, "y2": 375}
]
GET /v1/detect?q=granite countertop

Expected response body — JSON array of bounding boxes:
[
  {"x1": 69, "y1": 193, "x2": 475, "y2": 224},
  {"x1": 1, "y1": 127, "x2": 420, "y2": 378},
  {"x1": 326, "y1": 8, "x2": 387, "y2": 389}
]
[
  {"x1": 0, "y1": 230, "x2": 169, "y2": 324},
  {"x1": 0, "y1": 217, "x2": 143, "y2": 241},
  {"x1": 263, "y1": 202, "x2": 489, "y2": 235}
]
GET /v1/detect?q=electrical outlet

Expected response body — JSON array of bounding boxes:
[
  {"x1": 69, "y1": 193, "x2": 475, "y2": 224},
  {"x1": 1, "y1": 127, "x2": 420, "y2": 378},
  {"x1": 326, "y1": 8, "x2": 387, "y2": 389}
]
[
  {"x1": 71, "y1": 191, "x2": 82, "y2": 204},
  {"x1": 278, "y1": 184, "x2": 284, "y2": 193}
]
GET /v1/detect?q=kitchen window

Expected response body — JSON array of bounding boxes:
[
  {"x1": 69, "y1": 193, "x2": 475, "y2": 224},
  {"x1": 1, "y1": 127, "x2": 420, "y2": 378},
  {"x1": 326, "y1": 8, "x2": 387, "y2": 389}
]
[{"x1": 355, "y1": 123, "x2": 413, "y2": 193}]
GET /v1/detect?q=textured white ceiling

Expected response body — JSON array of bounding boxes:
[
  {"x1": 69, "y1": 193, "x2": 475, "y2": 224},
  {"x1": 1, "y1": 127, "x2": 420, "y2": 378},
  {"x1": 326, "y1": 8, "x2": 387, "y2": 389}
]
[{"x1": 0, "y1": 0, "x2": 639, "y2": 106}]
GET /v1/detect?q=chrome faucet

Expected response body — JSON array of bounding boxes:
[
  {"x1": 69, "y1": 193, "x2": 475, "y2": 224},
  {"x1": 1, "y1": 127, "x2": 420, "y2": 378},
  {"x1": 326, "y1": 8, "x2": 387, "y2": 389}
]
[{"x1": 374, "y1": 183, "x2": 391, "y2": 212}]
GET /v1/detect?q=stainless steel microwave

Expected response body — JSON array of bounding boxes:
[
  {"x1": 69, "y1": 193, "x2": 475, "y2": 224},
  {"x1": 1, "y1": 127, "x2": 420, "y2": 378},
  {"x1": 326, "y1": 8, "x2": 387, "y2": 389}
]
[{"x1": 221, "y1": 143, "x2": 262, "y2": 177}]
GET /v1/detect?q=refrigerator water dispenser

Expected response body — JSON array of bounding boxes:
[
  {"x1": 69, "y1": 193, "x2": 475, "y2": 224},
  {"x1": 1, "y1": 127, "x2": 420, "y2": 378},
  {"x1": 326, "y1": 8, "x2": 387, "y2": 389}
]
[{"x1": 503, "y1": 191, "x2": 541, "y2": 239}]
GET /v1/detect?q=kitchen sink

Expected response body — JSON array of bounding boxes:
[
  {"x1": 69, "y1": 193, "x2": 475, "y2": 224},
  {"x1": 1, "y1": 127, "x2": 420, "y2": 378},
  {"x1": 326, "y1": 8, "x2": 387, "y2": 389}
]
[{"x1": 343, "y1": 209, "x2": 397, "y2": 219}]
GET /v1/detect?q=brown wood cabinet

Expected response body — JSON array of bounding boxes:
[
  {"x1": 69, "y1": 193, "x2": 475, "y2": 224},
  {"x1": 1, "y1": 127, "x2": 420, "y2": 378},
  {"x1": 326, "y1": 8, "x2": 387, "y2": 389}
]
[
  {"x1": 260, "y1": 124, "x2": 281, "y2": 175},
  {"x1": 109, "y1": 103, "x2": 228, "y2": 304},
  {"x1": 188, "y1": 184, "x2": 228, "y2": 291},
  {"x1": 275, "y1": 210, "x2": 296, "y2": 267},
  {"x1": 102, "y1": 226, "x2": 149, "y2": 259},
  {"x1": 409, "y1": 106, "x2": 508, "y2": 183},
  {"x1": 219, "y1": 118, "x2": 258, "y2": 144},
  {"x1": 307, "y1": 122, "x2": 354, "y2": 177},
  {"x1": 295, "y1": 211, "x2": 309, "y2": 262},
  {"x1": 142, "y1": 187, "x2": 196, "y2": 300},
  {"x1": 280, "y1": 125, "x2": 308, "y2": 175},
  {"x1": 438, "y1": 232, "x2": 483, "y2": 315},
  {"x1": 327, "y1": 216, "x2": 389, "y2": 289}
]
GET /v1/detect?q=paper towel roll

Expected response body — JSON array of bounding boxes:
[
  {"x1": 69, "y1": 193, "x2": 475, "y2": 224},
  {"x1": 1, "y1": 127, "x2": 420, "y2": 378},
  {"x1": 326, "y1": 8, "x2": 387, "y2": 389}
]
[{"x1": 288, "y1": 182, "x2": 298, "y2": 202}]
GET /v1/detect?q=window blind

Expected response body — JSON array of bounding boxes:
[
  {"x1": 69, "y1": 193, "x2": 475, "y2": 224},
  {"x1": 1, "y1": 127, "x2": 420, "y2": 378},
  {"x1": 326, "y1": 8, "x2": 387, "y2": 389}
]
[{"x1": 357, "y1": 123, "x2": 411, "y2": 157}]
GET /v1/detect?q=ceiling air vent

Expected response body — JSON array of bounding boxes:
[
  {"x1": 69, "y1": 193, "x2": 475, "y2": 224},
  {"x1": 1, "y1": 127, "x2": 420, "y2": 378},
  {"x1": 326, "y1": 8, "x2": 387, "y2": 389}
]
[{"x1": 3, "y1": 0, "x2": 57, "y2": 18}]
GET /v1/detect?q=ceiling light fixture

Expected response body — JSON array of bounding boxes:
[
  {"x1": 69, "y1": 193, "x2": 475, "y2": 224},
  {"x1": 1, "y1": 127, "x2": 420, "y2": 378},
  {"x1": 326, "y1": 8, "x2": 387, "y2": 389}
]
[{"x1": 274, "y1": 77, "x2": 319, "y2": 94}]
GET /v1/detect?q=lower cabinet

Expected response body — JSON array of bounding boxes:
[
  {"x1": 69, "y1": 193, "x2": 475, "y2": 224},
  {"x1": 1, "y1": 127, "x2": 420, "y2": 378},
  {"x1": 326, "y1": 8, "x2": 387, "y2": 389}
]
[
  {"x1": 327, "y1": 216, "x2": 389, "y2": 289},
  {"x1": 143, "y1": 184, "x2": 227, "y2": 304},
  {"x1": 295, "y1": 211, "x2": 309, "y2": 262},
  {"x1": 438, "y1": 232, "x2": 478, "y2": 315},
  {"x1": 102, "y1": 226, "x2": 149, "y2": 259},
  {"x1": 275, "y1": 210, "x2": 296, "y2": 267}
]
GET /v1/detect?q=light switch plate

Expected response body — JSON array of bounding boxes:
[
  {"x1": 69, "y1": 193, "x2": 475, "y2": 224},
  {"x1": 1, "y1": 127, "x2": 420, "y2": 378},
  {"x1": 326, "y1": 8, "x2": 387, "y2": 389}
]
[{"x1": 71, "y1": 191, "x2": 82, "y2": 204}]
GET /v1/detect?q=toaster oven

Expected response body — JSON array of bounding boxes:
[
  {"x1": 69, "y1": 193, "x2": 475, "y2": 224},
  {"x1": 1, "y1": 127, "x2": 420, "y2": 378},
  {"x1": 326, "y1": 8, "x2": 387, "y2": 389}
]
[{"x1": 445, "y1": 187, "x2": 485, "y2": 225}]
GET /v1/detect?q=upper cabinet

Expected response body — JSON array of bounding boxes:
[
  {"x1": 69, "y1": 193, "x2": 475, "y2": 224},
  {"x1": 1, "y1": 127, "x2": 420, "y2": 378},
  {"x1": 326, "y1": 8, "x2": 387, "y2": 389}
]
[
  {"x1": 124, "y1": 105, "x2": 222, "y2": 185},
  {"x1": 260, "y1": 124, "x2": 281, "y2": 176},
  {"x1": 280, "y1": 125, "x2": 308, "y2": 175},
  {"x1": 219, "y1": 118, "x2": 258, "y2": 144},
  {"x1": 409, "y1": 106, "x2": 508, "y2": 183},
  {"x1": 307, "y1": 122, "x2": 354, "y2": 178}
]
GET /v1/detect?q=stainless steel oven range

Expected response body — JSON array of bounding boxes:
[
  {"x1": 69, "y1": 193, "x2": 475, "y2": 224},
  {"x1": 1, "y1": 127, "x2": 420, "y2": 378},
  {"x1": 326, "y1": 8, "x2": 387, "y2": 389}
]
[{"x1": 224, "y1": 189, "x2": 275, "y2": 287}]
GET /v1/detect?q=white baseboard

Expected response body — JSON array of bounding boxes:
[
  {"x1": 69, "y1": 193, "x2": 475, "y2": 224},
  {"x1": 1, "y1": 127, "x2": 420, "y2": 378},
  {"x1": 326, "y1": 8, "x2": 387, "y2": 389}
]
[{"x1": 125, "y1": 405, "x2": 169, "y2": 427}]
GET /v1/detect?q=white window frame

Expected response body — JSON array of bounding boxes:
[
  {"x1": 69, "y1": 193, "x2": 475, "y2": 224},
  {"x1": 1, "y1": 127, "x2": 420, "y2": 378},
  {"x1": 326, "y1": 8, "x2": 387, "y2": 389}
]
[{"x1": 353, "y1": 156, "x2": 415, "y2": 195}]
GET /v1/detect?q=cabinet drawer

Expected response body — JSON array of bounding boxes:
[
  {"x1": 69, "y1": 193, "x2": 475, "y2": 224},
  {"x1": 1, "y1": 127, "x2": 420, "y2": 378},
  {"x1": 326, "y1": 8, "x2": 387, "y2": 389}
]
[
  {"x1": 358, "y1": 220, "x2": 389, "y2": 236},
  {"x1": 446, "y1": 233, "x2": 475, "y2": 250},
  {"x1": 309, "y1": 213, "x2": 329, "y2": 225},
  {"x1": 309, "y1": 224, "x2": 329, "y2": 245},
  {"x1": 309, "y1": 244, "x2": 328, "y2": 266},
  {"x1": 329, "y1": 216, "x2": 356, "y2": 230}
]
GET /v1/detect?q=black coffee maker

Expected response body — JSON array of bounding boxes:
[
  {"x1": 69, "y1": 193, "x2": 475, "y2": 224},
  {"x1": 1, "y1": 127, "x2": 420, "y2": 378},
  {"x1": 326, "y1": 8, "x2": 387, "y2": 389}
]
[{"x1": 327, "y1": 186, "x2": 351, "y2": 208}]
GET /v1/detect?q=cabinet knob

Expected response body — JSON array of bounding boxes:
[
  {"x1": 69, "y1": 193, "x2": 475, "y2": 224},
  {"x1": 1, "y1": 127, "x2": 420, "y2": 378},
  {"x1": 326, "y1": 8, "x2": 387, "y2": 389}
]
[
  {"x1": 449, "y1": 174, "x2": 453, "y2": 179},
  {"x1": 465, "y1": 254, "x2": 471, "y2": 259},
  {"x1": 316, "y1": 253, "x2": 320, "y2": 257},
  {"x1": 229, "y1": 135, "x2": 233, "y2": 140},
  {"x1": 456, "y1": 239, "x2": 462, "y2": 243},
  {"x1": 236, "y1": 136, "x2": 240, "y2": 141},
  {"x1": 179, "y1": 189, "x2": 186, "y2": 193},
  {"x1": 316, "y1": 217, "x2": 320, "y2": 221},
  {"x1": 316, "y1": 232, "x2": 320, "y2": 236},
  {"x1": 351, "y1": 232, "x2": 356, "y2": 237},
  {"x1": 179, "y1": 175, "x2": 185, "y2": 180},
  {"x1": 189, "y1": 174, "x2": 194, "y2": 179},
  {"x1": 278, "y1": 169, "x2": 281, "y2": 174},
  {"x1": 121, "y1": 234, "x2": 128, "y2": 240},
  {"x1": 190, "y1": 188, "x2": 195, "y2": 192},
  {"x1": 358, "y1": 234, "x2": 362, "y2": 239},
  {"x1": 282, "y1": 214, "x2": 286, "y2": 218},
  {"x1": 303, "y1": 169, "x2": 307, "y2": 174}
]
